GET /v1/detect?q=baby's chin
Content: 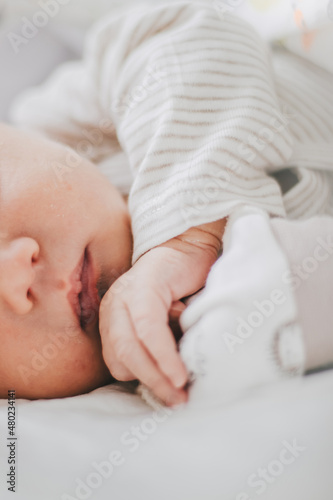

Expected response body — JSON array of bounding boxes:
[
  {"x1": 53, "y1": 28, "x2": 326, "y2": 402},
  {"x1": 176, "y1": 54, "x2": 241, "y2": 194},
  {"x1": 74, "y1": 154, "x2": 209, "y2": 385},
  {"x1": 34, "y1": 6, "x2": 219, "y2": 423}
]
[{"x1": 17, "y1": 361, "x2": 113, "y2": 400}]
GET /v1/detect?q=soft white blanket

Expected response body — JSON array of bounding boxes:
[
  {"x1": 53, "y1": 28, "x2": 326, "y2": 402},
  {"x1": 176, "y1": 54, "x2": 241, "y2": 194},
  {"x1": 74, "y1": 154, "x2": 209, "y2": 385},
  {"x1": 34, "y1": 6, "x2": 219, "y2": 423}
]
[
  {"x1": 0, "y1": 370, "x2": 332, "y2": 499},
  {"x1": 178, "y1": 207, "x2": 306, "y2": 409}
]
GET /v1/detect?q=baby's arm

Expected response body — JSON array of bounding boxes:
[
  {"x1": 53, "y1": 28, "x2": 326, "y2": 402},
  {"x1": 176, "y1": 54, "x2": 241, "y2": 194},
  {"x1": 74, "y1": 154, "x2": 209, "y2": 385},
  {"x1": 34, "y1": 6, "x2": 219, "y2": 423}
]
[
  {"x1": 99, "y1": 219, "x2": 226, "y2": 406},
  {"x1": 99, "y1": 4, "x2": 292, "y2": 263},
  {"x1": 94, "y1": 4, "x2": 295, "y2": 402}
]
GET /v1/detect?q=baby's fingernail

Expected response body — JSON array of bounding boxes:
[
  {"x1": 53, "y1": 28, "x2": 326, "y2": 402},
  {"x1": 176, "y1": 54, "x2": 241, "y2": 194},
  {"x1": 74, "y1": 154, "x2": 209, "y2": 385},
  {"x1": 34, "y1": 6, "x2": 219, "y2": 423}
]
[
  {"x1": 173, "y1": 373, "x2": 187, "y2": 389},
  {"x1": 167, "y1": 392, "x2": 187, "y2": 408}
]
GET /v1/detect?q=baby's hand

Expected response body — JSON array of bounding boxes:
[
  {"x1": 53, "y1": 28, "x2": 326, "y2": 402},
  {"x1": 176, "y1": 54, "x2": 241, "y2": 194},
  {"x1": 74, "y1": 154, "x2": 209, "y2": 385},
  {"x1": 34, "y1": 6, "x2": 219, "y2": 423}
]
[{"x1": 99, "y1": 220, "x2": 226, "y2": 406}]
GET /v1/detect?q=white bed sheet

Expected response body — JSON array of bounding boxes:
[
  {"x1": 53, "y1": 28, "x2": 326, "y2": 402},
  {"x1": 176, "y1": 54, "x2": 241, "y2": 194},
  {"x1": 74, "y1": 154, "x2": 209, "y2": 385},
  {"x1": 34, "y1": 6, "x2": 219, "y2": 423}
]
[{"x1": 0, "y1": 370, "x2": 333, "y2": 500}]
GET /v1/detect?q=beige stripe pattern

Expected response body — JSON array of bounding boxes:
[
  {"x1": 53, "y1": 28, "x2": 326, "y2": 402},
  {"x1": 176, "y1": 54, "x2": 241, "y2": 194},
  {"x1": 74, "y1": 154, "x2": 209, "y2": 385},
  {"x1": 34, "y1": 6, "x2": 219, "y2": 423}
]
[{"x1": 11, "y1": 3, "x2": 333, "y2": 263}]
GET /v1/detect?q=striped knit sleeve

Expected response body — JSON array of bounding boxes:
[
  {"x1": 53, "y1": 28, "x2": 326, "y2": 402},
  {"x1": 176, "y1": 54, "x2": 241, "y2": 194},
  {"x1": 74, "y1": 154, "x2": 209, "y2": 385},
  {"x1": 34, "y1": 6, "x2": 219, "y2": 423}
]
[
  {"x1": 89, "y1": 3, "x2": 293, "y2": 263},
  {"x1": 272, "y1": 48, "x2": 333, "y2": 219}
]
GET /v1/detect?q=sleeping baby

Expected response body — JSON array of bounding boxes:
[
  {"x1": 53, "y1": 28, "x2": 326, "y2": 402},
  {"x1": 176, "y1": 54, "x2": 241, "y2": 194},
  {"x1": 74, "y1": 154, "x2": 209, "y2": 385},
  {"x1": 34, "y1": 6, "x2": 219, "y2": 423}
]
[{"x1": 1, "y1": 2, "x2": 333, "y2": 406}]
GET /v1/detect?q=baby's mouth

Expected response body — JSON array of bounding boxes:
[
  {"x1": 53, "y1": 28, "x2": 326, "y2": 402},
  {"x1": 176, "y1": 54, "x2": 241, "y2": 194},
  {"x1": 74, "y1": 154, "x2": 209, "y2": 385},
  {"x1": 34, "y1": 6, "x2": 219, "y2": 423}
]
[{"x1": 78, "y1": 248, "x2": 101, "y2": 330}]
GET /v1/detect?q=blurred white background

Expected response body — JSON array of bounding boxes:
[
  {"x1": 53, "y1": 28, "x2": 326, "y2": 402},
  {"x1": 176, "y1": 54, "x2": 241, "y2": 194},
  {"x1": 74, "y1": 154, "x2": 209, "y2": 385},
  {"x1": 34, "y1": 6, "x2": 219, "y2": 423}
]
[
  {"x1": 0, "y1": 0, "x2": 331, "y2": 120},
  {"x1": 0, "y1": 0, "x2": 157, "y2": 120}
]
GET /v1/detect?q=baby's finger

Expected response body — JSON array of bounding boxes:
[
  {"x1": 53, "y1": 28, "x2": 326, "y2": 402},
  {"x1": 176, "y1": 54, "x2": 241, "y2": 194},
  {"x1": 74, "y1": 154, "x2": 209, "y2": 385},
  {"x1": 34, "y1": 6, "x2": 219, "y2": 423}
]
[
  {"x1": 100, "y1": 300, "x2": 136, "y2": 381},
  {"x1": 129, "y1": 295, "x2": 188, "y2": 389},
  {"x1": 115, "y1": 335, "x2": 187, "y2": 406},
  {"x1": 101, "y1": 302, "x2": 187, "y2": 406}
]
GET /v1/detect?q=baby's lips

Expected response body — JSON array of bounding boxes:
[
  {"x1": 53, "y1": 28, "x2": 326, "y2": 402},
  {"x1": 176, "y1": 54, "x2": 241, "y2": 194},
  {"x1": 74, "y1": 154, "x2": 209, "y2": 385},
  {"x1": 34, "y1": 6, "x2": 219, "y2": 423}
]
[{"x1": 80, "y1": 305, "x2": 99, "y2": 329}]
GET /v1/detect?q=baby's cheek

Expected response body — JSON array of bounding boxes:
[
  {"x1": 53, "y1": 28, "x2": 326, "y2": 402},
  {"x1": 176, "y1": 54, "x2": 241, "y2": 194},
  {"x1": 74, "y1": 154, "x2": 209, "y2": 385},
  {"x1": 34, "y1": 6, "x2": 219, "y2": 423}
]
[
  {"x1": 60, "y1": 338, "x2": 112, "y2": 396},
  {"x1": 10, "y1": 328, "x2": 104, "y2": 399},
  {"x1": 39, "y1": 334, "x2": 107, "y2": 397}
]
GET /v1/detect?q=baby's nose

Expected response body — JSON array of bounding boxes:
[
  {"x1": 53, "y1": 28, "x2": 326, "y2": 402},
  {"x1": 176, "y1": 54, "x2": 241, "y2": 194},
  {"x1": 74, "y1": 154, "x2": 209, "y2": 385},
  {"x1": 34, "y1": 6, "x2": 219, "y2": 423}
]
[{"x1": 0, "y1": 237, "x2": 39, "y2": 315}]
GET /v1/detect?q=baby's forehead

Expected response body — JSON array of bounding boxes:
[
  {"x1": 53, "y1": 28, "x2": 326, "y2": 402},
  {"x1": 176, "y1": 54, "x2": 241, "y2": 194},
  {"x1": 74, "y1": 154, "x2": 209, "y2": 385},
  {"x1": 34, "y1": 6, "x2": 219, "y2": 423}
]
[
  {"x1": 0, "y1": 123, "x2": 62, "y2": 156},
  {"x1": 1, "y1": 125, "x2": 77, "y2": 188},
  {"x1": 0, "y1": 125, "x2": 49, "y2": 173}
]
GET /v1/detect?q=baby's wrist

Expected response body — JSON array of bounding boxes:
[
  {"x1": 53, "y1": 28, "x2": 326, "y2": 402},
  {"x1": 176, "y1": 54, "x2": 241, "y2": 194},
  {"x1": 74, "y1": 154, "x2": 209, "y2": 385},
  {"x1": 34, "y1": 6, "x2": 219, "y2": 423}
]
[{"x1": 160, "y1": 219, "x2": 227, "y2": 258}]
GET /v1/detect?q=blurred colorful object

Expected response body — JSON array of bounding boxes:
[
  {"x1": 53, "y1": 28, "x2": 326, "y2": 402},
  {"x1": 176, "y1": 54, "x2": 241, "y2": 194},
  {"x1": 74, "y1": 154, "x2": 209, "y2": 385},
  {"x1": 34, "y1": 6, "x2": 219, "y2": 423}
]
[{"x1": 292, "y1": 1, "x2": 318, "y2": 50}]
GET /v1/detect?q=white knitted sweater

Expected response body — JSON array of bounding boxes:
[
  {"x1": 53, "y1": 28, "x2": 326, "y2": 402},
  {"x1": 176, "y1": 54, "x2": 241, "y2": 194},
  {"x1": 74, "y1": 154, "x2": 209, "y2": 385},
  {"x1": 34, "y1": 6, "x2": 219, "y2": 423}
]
[{"x1": 10, "y1": 2, "x2": 333, "y2": 263}]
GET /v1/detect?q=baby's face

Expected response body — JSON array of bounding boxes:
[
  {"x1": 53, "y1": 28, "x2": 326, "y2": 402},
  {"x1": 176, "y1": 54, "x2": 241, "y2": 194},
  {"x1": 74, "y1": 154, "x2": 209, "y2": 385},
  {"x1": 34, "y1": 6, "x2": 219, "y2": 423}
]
[{"x1": 0, "y1": 124, "x2": 132, "y2": 399}]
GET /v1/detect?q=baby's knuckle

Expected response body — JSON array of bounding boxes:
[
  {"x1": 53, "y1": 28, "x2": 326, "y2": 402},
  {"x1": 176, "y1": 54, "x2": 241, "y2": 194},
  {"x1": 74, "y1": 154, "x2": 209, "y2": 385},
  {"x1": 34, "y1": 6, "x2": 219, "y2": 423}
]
[
  {"x1": 132, "y1": 312, "x2": 152, "y2": 331},
  {"x1": 136, "y1": 324, "x2": 153, "y2": 343}
]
